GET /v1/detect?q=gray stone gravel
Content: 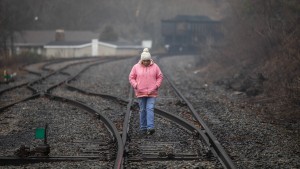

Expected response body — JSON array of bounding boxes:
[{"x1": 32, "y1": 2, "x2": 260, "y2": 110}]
[
  {"x1": 31, "y1": 73, "x2": 69, "y2": 92},
  {"x1": 45, "y1": 59, "x2": 97, "y2": 71},
  {"x1": 0, "y1": 97, "x2": 115, "y2": 168},
  {"x1": 67, "y1": 56, "x2": 222, "y2": 168},
  {"x1": 159, "y1": 55, "x2": 300, "y2": 169},
  {"x1": 127, "y1": 107, "x2": 222, "y2": 168},
  {"x1": 0, "y1": 86, "x2": 33, "y2": 107},
  {"x1": 61, "y1": 62, "x2": 93, "y2": 76},
  {"x1": 52, "y1": 86, "x2": 127, "y2": 132},
  {"x1": 0, "y1": 73, "x2": 39, "y2": 91},
  {"x1": 1, "y1": 55, "x2": 299, "y2": 168},
  {"x1": 70, "y1": 58, "x2": 136, "y2": 100},
  {"x1": 2, "y1": 160, "x2": 113, "y2": 169},
  {"x1": 156, "y1": 73, "x2": 200, "y2": 127}
]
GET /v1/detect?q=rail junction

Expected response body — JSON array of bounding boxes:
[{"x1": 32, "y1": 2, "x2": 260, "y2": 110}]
[{"x1": 0, "y1": 56, "x2": 236, "y2": 168}]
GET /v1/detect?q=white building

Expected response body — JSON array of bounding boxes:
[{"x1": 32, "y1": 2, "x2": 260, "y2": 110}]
[{"x1": 14, "y1": 30, "x2": 146, "y2": 58}]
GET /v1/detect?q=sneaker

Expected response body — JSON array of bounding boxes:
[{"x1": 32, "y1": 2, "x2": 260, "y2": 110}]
[{"x1": 147, "y1": 129, "x2": 155, "y2": 135}]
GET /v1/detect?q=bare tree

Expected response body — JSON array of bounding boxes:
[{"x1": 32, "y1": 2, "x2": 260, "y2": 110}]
[
  {"x1": 221, "y1": 0, "x2": 300, "y2": 98},
  {"x1": 0, "y1": 0, "x2": 33, "y2": 58}
]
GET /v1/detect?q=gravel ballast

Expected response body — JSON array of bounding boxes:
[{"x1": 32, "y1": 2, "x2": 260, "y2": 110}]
[
  {"x1": 0, "y1": 55, "x2": 299, "y2": 168},
  {"x1": 159, "y1": 55, "x2": 300, "y2": 169}
]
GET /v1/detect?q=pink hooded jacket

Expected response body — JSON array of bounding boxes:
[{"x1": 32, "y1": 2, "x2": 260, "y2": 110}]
[{"x1": 129, "y1": 60, "x2": 163, "y2": 98}]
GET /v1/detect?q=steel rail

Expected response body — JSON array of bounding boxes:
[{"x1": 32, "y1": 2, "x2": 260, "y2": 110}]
[
  {"x1": 19, "y1": 66, "x2": 42, "y2": 76},
  {"x1": 28, "y1": 58, "x2": 102, "y2": 94},
  {"x1": 46, "y1": 58, "x2": 112, "y2": 93},
  {"x1": 65, "y1": 83, "x2": 212, "y2": 167},
  {"x1": 118, "y1": 86, "x2": 134, "y2": 169},
  {"x1": 66, "y1": 83, "x2": 203, "y2": 133},
  {"x1": 41, "y1": 57, "x2": 98, "y2": 72},
  {"x1": 0, "y1": 94, "x2": 40, "y2": 113},
  {"x1": 157, "y1": 56, "x2": 236, "y2": 169},
  {"x1": 0, "y1": 93, "x2": 122, "y2": 167},
  {"x1": 64, "y1": 56, "x2": 215, "y2": 168},
  {"x1": 0, "y1": 56, "x2": 236, "y2": 168},
  {"x1": 0, "y1": 59, "x2": 101, "y2": 102},
  {"x1": 118, "y1": 58, "x2": 143, "y2": 168},
  {"x1": 65, "y1": 57, "x2": 129, "y2": 85},
  {"x1": 0, "y1": 82, "x2": 29, "y2": 95},
  {"x1": 65, "y1": 57, "x2": 137, "y2": 169},
  {"x1": 0, "y1": 58, "x2": 81, "y2": 110},
  {"x1": 45, "y1": 94, "x2": 124, "y2": 169},
  {"x1": 0, "y1": 57, "x2": 126, "y2": 168}
]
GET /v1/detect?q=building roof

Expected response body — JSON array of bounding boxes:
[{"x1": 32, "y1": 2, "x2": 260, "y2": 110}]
[
  {"x1": 14, "y1": 30, "x2": 143, "y2": 49},
  {"x1": 162, "y1": 15, "x2": 220, "y2": 23},
  {"x1": 46, "y1": 41, "x2": 91, "y2": 46},
  {"x1": 45, "y1": 40, "x2": 143, "y2": 49},
  {"x1": 14, "y1": 30, "x2": 99, "y2": 45}
]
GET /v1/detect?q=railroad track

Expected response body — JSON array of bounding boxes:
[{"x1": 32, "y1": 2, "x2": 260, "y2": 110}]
[{"x1": 0, "y1": 56, "x2": 236, "y2": 169}]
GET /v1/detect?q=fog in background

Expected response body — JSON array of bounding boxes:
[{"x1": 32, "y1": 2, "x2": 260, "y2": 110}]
[
  {"x1": 1, "y1": 0, "x2": 299, "y2": 101},
  {"x1": 0, "y1": 0, "x2": 229, "y2": 46}
]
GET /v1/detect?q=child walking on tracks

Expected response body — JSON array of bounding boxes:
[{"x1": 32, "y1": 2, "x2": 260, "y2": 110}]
[{"x1": 129, "y1": 48, "x2": 163, "y2": 135}]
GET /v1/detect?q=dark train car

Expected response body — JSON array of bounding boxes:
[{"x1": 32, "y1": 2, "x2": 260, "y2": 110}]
[{"x1": 161, "y1": 15, "x2": 223, "y2": 53}]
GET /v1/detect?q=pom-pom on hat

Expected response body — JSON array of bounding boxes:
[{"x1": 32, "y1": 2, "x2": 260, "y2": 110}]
[{"x1": 140, "y1": 48, "x2": 151, "y2": 61}]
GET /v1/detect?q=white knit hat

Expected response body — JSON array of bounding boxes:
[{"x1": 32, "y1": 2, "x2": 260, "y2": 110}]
[{"x1": 140, "y1": 48, "x2": 151, "y2": 61}]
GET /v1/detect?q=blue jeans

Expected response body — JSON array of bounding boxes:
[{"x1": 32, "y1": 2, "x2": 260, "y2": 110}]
[{"x1": 138, "y1": 97, "x2": 156, "y2": 130}]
